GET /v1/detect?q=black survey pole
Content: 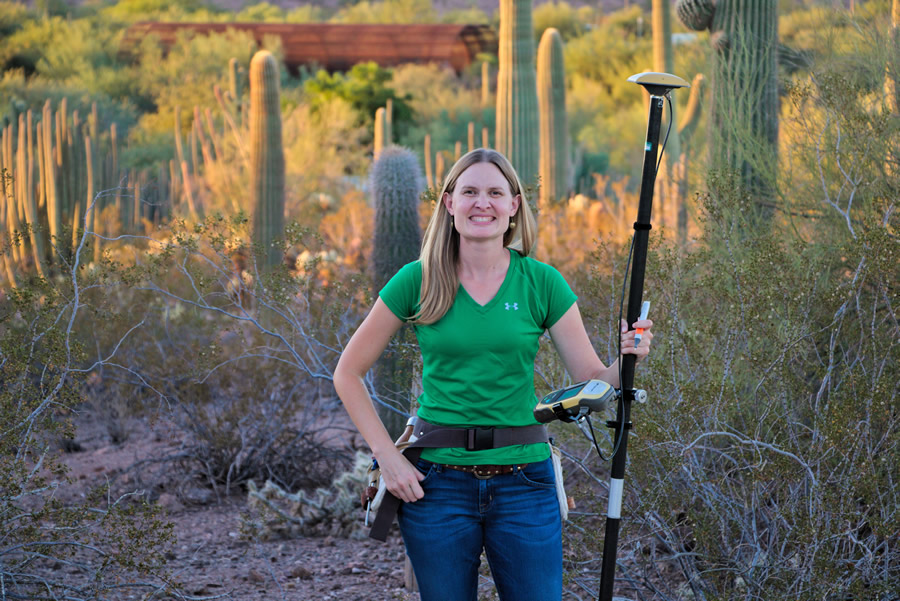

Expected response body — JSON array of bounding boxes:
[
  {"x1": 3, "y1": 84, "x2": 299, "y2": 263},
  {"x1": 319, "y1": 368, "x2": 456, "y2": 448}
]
[{"x1": 597, "y1": 73, "x2": 688, "y2": 601}]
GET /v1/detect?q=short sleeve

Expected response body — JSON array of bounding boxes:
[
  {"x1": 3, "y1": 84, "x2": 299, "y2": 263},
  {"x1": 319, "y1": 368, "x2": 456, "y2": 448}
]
[
  {"x1": 378, "y1": 261, "x2": 422, "y2": 322},
  {"x1": 538, "y1": 262, "x2": 578, "y2": 329}
]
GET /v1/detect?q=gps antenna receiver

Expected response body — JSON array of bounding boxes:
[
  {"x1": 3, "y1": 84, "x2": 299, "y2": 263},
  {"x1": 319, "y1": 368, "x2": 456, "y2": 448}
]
[{"x1": 626, "y1": 71, "x2": 690, "y2": 96}]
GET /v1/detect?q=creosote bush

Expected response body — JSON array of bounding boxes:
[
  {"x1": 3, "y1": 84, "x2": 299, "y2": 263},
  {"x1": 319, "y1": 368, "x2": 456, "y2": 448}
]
[
  {"x1": 83, "y1": 211, "x2": 373, "y2": 499},
  {"x1": 0, "y1": 243, "x2": 176, "y2": 598}
]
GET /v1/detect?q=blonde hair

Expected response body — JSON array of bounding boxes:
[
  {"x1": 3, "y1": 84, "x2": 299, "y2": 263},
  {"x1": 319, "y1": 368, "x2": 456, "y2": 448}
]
[{"x1": 412, "y1": 148, "x2": 537, "y2": 325}]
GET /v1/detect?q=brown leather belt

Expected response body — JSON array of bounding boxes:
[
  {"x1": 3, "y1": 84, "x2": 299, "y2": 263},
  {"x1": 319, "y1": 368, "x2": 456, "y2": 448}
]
[{"x1": 444, "y1": 463, "x2": 529, "y2": 479}]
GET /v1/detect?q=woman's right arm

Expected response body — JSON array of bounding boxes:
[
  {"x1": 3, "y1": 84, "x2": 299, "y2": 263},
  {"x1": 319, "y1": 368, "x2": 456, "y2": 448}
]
[{"x1": 333, "y1": 297, "x2": 426, "y2": 502}]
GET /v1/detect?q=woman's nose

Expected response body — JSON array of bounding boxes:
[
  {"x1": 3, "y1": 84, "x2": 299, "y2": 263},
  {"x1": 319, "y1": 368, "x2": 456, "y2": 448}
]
[{"x1": 473, "y1": 193, "x2": 490, "y2": 207}]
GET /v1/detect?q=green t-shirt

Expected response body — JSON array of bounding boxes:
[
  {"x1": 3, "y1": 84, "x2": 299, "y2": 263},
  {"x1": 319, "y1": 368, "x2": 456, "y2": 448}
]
[{"x1": 379, "y1": 249, "x2": 577, "y2": 465}]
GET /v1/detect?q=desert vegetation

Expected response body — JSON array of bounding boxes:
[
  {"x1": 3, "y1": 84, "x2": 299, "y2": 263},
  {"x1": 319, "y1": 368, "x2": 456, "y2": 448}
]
[{"x1": 0, "y1": 0, "x2": 897, "y2": 599}]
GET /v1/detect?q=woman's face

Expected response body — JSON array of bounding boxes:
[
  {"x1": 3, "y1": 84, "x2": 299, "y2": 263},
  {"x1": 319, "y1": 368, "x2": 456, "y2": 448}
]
[{"x1": 443, "y1": 162, "x2": 520, "y2": 243}]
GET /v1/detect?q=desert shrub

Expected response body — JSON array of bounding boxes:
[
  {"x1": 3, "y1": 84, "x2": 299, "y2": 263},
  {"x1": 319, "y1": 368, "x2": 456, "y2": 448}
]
[
  {"x1": 284, "y1": 4, "x2": 329, "y2": 23},
  {"x1": 533, "y1": 1, "x2": 597, "y2": 42},
  {"x1": 101, "y1": 0, "x2": 212, "y2": 22},
  {"x1": 75, "y1": 212, "x2": 378, "y2": 501},
  {"x1": 283, "y1": 97, "x2": 370, "y2": 215},
  {"x1": 0, "y1": 240, "x2": 176, "y2": 598},
  {"x1": 390, "y1": 63, "x2": 488, "y2": 170},
  {"x1": 132, "y1": 29, "x2": 260, "y2": 140},
  {"x1": 330, "y1": 0, "x2": 437, "y2": 24},
  {"x1": 440, "y1": 6, "x2": 492, "y2": 25},
  {"x1": 0, "y1": 2, "x2": 29, "y2": 37}
]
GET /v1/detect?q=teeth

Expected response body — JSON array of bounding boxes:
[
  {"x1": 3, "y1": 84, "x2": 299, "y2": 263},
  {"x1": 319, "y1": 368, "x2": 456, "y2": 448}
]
[{"x1": 471, "y1": 216, "x2": 494, "y2": 222}]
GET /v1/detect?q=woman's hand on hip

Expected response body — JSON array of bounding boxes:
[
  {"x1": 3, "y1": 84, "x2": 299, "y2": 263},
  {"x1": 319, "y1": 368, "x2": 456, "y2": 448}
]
[
  {"x1": 620, "y1": 318, "x2": 653, "y2": 364},
  {"x1": 378, "y1": 448, "x2": 425, "y2": 503}
]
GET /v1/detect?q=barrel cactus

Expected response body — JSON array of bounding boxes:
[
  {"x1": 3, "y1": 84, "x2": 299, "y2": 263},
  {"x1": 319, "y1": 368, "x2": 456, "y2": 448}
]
[
  {"x1": 537, "y1": 27, "x2": 570, "y2": 205},
  {"x1": 370, "y1": 145, "x2": 423, "y2": 439},
  {"x1": 496, "y1": 0, "x2": 539, "y2": 187},
  {"x1": 248, "y1": 50, "x2": 285, "y2": 268},
  {"x1": 675, "y1": 0, "x2": 778, "y2": 208}
]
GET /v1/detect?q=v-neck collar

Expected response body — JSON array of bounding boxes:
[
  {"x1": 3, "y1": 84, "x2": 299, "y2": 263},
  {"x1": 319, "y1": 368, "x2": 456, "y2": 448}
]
[{"x1": 457, "y1": 249, "x2": 517, "y2": 313}]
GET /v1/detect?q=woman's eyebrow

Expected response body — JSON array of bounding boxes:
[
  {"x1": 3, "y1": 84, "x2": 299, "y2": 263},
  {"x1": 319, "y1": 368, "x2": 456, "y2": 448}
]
[{"x1": 460, "y1": 185, "x2": 505, "y2": 191}]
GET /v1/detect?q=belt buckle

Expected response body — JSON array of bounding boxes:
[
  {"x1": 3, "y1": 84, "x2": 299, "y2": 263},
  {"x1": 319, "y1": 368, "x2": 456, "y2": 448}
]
[{"x1": 466, "y1": 427, "x2": 494, "y2": 451}]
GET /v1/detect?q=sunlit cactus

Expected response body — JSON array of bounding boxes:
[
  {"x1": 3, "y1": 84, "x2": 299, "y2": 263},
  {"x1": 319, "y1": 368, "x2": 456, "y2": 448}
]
[
  {"x1": 481, "y1": 61, "x2": 491, "y2": 108},
  {"x1": 496, "y1": 0, "x2": 539, "y2": 186},
  {"x1": 248, "y1": 50, "x2": 285, "y2": 268},
  {"x1": 537, "y1": 27, "x2": 570, "y2": 205},
  {"x1": 229, "y1": 56, "x2": 242, "y2": 125},
  {"x1": 374, "y1": 106, "x2": 386, "y2": 160},
  {"x1": 41, "y1": 100, "x2": 61, "y2": 245}
]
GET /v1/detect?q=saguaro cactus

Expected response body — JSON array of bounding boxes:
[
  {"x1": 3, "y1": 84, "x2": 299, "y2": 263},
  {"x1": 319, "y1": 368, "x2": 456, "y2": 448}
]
[
  {"x1": 374, "y1": 106, "x2": 386, "y2": 160},
  {"x1": 248, "y1": 50, "x2": 285, "y2": 268},
  {"x1": 481, "y1": 61, "x2": 491, "y2": 108},
  {"x1": 371, "y1": 146, "x2": 422, "y2": 291},
  {"x1": 537, "y1": 27, "x2": 571, "y2": 205},
  {"x1": 496, "y1": 0, "x2": 539, "y2": 187},
  {"x1": 370, "y1": 145, "x2": 423, "y2": 438},
  {"x1": 653, "y1": 0, "x2": 707, "y2": 241},
  {"x1": 887, "y1": 0, "x2": 900, "y2": 113},
  {"x1": 675, "y1": 0, "x2": 778, "y2": 210}
]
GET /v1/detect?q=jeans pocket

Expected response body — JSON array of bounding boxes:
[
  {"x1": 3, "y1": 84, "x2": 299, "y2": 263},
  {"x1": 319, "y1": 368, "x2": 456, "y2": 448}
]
[
  {"x1": 516, "y1": 458, "x2": 555, "y2": 490},
  {"x1": 414, "y1": 459, "x2": 437, "y2": 484}
]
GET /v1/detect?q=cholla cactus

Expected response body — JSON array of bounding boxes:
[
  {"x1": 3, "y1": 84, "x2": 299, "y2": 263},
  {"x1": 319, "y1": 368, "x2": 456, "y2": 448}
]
[
  {"x1": 248, "y1": 50, "x2": 285, "y2": 268},
  {"x1": 245, "y1": 452, "x2": 371, "y2": 539}
]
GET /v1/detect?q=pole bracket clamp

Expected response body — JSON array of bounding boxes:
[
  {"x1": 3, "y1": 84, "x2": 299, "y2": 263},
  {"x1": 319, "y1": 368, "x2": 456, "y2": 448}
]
[{"x1": 633, "y1": 222, "x2": 652, "y2": 231}]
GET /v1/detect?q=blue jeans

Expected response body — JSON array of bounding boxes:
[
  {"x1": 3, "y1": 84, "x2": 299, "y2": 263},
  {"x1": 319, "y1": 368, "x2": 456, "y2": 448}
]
[{"x1": 398, "y1": 457, "x2": 562, "y2": 601}]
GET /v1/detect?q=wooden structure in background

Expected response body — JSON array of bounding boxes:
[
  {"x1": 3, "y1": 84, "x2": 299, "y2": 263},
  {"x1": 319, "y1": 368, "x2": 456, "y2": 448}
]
[{"x1": 120, "y1": 22, "x2": 497, "y2": 74}]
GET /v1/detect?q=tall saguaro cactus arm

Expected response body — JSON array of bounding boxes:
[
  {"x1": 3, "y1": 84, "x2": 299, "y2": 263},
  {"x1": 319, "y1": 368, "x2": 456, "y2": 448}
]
[
  {"x1": 496, "y1": 0, "x2": 539, "y2": 187},
  {"x1": 248, "y1": 50, "x2": 286, "y2": 268}
]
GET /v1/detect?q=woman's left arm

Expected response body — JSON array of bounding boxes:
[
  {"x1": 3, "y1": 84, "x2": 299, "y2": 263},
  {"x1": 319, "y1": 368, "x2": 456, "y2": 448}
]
[{"x1": 547, "y1": 302, "x2": 653, "y2": 389}]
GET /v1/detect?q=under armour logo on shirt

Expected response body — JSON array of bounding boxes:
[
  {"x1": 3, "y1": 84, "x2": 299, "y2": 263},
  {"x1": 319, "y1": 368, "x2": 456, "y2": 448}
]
[{"x1": 505, "y1": 302, "x2": 519, "y2": 311}]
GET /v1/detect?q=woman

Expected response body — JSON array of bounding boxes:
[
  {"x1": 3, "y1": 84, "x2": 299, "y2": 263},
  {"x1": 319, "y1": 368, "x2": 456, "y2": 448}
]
[{"x1": 334, "y1": 148, "x2": 653, "y2": 601}]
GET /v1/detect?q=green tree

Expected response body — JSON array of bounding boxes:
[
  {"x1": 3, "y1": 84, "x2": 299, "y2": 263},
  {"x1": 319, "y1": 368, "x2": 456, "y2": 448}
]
[{"x1": 303, "y1": 62, "x2": 414, "y2": 141}]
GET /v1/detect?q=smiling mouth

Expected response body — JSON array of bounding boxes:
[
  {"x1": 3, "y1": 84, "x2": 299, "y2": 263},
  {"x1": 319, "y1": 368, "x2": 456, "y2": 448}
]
[{"x1": 470, "y1": 216, "x2": 495, "y2": 223}]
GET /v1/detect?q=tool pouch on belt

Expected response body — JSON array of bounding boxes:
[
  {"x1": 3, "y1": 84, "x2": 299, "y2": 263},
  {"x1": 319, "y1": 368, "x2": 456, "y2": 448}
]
[{"x1": 366, "y1": 418, "x2": 550, "y2": 542}]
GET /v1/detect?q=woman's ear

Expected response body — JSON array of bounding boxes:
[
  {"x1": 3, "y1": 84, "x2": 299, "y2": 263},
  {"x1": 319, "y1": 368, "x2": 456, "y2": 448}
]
[
  {"x1": 511, "y1": 194, "x2": 521, "y2": 215},
  {"x1": 442, "y1": 191, "x2": 453, "y2": 215}
]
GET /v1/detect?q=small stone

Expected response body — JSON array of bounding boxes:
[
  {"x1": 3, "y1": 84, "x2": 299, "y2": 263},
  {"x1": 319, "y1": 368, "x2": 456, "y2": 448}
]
[
  {"x1": 248, "y1": 568, "x2": 265, "y2": 583},
  {"x1": 157, "y1": 493, "x2": 180, "y2": 511},
  {"x1": 289, "y1": 565, "x2": 313, "y2": 580},
  {"x1": 183, "y1": 487, "x2": 214, "y2": 505}
]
